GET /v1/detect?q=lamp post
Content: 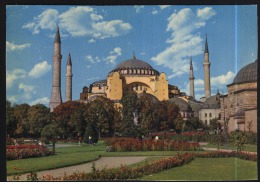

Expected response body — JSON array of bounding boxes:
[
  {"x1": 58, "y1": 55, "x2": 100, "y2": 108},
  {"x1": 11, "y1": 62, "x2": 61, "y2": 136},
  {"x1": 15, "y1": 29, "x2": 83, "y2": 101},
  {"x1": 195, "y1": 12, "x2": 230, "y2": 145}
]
[{"x1": 216, "y1": 92, "x2": 228, "y2": 148}]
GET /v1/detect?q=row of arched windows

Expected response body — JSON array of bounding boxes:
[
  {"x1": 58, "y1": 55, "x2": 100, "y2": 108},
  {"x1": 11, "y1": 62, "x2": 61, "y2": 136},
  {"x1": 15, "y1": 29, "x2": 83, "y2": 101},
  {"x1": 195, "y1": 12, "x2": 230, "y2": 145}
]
[{"x1": 118, "y1": 69, "x2": 156, "y2": 75}]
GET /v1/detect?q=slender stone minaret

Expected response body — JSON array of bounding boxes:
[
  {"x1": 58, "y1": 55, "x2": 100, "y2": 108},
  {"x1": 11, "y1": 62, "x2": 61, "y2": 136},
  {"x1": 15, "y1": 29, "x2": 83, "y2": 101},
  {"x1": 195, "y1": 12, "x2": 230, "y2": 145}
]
[
  {"x1": 66, "y1": 53, "x2": 72, "y2": 101},
  {"x1": 203, "y1": 34, "x2": 211, "y2": 97},
  {"x1": 50, "y1": 25, "x2": 62, "y2": 112},
  {"x1": 189, "y1": 57, "x2": 195, "y2": 99}
]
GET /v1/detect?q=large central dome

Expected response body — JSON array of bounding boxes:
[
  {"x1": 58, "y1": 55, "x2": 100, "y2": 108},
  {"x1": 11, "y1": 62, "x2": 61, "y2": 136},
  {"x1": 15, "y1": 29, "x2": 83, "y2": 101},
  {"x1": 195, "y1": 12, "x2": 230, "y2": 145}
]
[
  {"x1": 110, "y1": 56, "x2": 159, "y2": 75},
  {"x1": 114, "y1": 57, "x2": 153, "y2": 71}
]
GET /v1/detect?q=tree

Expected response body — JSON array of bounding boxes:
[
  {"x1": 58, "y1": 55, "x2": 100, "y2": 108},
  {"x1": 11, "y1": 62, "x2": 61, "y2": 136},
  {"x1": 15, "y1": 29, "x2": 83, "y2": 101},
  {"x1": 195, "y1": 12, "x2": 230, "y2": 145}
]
[
  {"x1": 184, "y1": 117, "x2": 206, "y2": 131},
  {"x1": 41, "y1": 123, "x2": 61, "y2": 153},
  {"x1": 6, "y1": 100, "x2": 17, "y2": 138},
  {"x1": 120, "y1": 93, "x2": 139, "y2": 137},
  {"x1": 27, "y1": 104, "x2": 50, "y2": 138},
  {"x1": 53, "y1": 101, "x2": 88, "y2": 139},
  {"x1": 13, "y1": 103, "x2": 30, "y2": 137},
  {"x1": 209, "y1": 118, "x2": 221, "y2": 132},
  {"x1": 137, "y1": 94, "x2": 158, "y2": 134},
  {"x1": 229, "y1": 129, "x2": 248, "y2": 152}
]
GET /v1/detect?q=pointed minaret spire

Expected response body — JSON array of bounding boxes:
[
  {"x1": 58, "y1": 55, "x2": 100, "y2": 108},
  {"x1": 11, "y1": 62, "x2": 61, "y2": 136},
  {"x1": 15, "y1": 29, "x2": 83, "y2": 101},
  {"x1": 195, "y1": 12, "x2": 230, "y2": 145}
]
[
  {"x1": 50, "y1": 24, "x2": 62, "y2": 112},
  {"x1": 204, "y1": 34, "x2": 209, "y2": 54},
  {"x1": 54, "y1": 24, "x2": 61, "y2": 43},
  {"x1": 189, "y1": 57, "x2": 195, "y2": 99},
  {"x1": 203, "y1": 33, "x2": 211, "y2": 97},
  {"x1": 190, "y1": 57, "x2": 193, "y2": 70},
  {"x1": 67, "y1": 53, "x2": 72, "y2": 65},
  {"x1": 66, "y1": 53, "x2": 73, "y2": 101}
]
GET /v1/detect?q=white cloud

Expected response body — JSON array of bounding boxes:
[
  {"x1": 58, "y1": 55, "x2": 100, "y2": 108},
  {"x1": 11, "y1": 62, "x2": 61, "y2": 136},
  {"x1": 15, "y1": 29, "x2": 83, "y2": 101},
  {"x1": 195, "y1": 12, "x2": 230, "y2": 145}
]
[
  {"x1": 23, "y1": 9, "x2": 59, "y2": 34},
  {"x1": 151, "y1": 7, "x2": 216, "y2": 79},
  {"x1": 88, "y1": 39, "x2": 96, "y2": 43},
  {"x1": 180, "y1": 71, "x2": 235, "y2": 99},
  {"x1": 152, "y1": 10, "x2": 158, "y2": 15},
  {"x1": 6, "y1": 41, "x2": 31, "y2": 52},
  {"x1": 104, "y1": 47, "x2": 122, "y2": 64},
  {"x1": 85, "y1": 47, "x2": 122, "y2": 66},
  {"x1": 18, "y1": 83, "x2": 36, "y2": 99},
  {"x1": 28, "y1": 61, "x2": 51, "y2": 78},
  {"x1": 6, "y1": 69, "x2": 27, "y2": 89},
  {"x1": 85, "y1": 55, "x2": 101, "y2": 64},
  {"x1": 18, "y1": 83, "x2": 35, "y2": 92},
  {"x1": 211, "y1": 71, "x2": 235, "y2": 86},
  {"x1": 23, "y1": 6, "x2": 132, "y2": 40},
  {"x1": 134, "y1": 6, "x2": 144, "y2": 13},
  {"x1": 30, "y1": 97, "x2": 49, "y2": 106},
  {"x1": 197, "y1": 7, "x2": 216, "y2": 20},
  {"x1": 159, "y1": 5, "x2": 170, "y2": 10}
]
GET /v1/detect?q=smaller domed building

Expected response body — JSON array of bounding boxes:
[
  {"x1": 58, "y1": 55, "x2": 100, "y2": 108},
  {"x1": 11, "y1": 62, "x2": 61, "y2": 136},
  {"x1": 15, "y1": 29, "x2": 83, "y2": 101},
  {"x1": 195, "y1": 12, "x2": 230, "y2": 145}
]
[{"x1": 220, "y1": 60, "x2": 257, "y2": 132}]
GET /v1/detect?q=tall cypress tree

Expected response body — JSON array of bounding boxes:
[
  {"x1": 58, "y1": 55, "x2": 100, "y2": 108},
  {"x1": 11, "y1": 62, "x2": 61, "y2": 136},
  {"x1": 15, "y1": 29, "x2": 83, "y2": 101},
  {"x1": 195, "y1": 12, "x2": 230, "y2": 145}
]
[{"x1": 120, "y1": 93, "x2": 138, "y2": 137}]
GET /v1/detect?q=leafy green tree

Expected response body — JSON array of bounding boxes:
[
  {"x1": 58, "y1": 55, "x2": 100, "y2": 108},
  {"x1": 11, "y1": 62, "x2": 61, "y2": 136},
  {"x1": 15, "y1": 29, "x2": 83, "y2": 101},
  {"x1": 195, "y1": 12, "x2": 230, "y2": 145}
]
[
  {"x1": 137, "y1": 94, "x2": 157, "y2": 134},
  {"x1": 209, "y1": 118, "x2": 221, "y2": 132},
  {"x1": 120, "y1": 93, "x2": 138, "y2": 137},
  {"x1": 41, "y1": 123, "x2": 61, "y2": 153},
  {"x1": 6, "y1": 100, "x2": 17, "y2": 138},
  {"x1": 13, "y1": 103, "x2": 30, "y2": 137},
  {"x1": 184, "y1": 117, "x2": 206, "y2": 131},
  {"x1": 27, "y1": 104, "x2": 50, "y2": 138},
  {"x1": 230, "y1": 129, "x2": 248, "y2": 152},
  {"x1": 84, "y1": 97, "x2": 115, "y2": 138}
]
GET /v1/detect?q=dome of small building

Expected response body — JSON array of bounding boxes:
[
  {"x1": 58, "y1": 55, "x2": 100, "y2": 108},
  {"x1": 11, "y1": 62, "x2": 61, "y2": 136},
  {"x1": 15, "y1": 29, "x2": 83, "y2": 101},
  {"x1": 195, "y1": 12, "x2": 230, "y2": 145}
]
[
  {"x1": 202, "y1": 95, "x2": 220, "y2": 109},
  {"x1": 232, "y1": 60, "x2": 258, "y2": 84},
  {"x1": 168, "y1": 97, "x2": 192, "y2": 111}
]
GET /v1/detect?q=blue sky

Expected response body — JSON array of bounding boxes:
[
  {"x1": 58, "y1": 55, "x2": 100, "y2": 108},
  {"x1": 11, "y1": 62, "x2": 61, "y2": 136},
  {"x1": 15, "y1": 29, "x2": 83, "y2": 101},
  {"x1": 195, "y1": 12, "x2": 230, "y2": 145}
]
[{"x1": 6, "y1": 5, "x2": 257, "y2": 106}]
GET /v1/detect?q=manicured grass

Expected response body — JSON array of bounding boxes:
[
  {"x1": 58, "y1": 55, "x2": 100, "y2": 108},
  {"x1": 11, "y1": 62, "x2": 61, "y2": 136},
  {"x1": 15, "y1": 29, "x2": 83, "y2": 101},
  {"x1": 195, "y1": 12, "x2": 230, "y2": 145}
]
[
  {"x1": 205, "y1": 143, "x2": 257, "y2": 152},
  {"x1": 141, "y1": 158, "x2": 257, "y2": 181},
  {"x1": 7, "y1": 142, "x2": 106, "y2": 176}
]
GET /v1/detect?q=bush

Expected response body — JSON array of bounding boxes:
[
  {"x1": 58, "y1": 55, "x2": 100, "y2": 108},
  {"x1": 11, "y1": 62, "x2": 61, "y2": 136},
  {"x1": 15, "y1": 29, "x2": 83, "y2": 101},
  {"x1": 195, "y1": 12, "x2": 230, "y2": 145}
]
[
  {"x1": 6, "y1": 144, "x2": 54, "y2": 160},
  {"x1": 104, "y1": 138, "x2": 201, "y2": 152},
  {"x1": 229, "y1": 130, "x2": 248, "y2": 151}
]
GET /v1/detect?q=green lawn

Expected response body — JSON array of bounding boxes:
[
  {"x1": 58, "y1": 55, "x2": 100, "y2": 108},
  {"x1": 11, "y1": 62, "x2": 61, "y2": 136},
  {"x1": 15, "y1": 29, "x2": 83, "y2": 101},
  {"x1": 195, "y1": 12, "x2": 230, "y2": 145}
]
[
  {"x1": 141, "y1": 158, "x2": 258, "y2": 181},
  {"x1": 7, "y1": 140, "x2": 258, "y2": 180},
  {"x1": 205, "y1": 143, "x2": 257, "y2": 152},
  {"x1": 7, "y1": 142, "x2": 106, "y2": 176}
]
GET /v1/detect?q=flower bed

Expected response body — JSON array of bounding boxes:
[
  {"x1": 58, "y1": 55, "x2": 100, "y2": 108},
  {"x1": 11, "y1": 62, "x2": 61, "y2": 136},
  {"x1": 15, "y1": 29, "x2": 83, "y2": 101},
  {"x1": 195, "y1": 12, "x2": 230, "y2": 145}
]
[
  {"x1": 194, "y1": 151, "x2": 257, "y2": 162},
  {"x1": 41, "y1": 153, "x2": 194, "y2": 181},
  {"x1": 104, "y1": 138, "x2": 201, "y2": 151},
  {"x1": 6, "y1": 144, "x2": 54, "y2": 160}
]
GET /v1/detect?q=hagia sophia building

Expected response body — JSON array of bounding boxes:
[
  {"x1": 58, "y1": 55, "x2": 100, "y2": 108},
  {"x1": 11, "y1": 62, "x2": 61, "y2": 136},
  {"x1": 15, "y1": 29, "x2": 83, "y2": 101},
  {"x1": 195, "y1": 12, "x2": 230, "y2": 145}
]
[{"x1": 50, "y1": 25, "x2": 257, "y2": 133}]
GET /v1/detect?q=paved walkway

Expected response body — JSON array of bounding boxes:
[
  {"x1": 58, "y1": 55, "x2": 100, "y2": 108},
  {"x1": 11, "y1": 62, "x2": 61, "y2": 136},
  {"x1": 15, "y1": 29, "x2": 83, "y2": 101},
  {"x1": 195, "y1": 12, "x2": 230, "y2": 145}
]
[{"x1": 7, "y1": 156, "x2": 147, "y2": 181}]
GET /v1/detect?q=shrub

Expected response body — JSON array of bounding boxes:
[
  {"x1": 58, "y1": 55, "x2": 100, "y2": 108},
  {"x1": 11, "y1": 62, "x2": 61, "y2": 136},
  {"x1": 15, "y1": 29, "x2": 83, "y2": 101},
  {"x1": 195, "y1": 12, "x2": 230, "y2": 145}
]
[
  {"x1": 229, "y1": 130, "x2": 248, "y2": 151},
  {"x1": 6, "y1": 144, "x2": 54, "y2": 160},
  {"x1": 104, "y1": 138, "x2": 201, "y2": 152}
]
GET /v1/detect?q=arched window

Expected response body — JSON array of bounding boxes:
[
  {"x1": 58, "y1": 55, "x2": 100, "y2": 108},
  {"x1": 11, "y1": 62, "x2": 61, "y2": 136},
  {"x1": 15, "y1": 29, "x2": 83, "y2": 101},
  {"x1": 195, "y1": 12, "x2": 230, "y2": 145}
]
[
  {"x1": 140, "y1": 85, "x2": 143, "y2": 90},
  {"x1": 136, "y1": 84, "x2": 138, "y2": 90},
  {"x1": 209, "y1": 113, "x2": 212, "y2": 117},
  {"x1": 205, "y1": 120, "x2": 207, "y2": 125},
  {"x1": 205, "y1": 113, "x2": 207, "y2": 117}
]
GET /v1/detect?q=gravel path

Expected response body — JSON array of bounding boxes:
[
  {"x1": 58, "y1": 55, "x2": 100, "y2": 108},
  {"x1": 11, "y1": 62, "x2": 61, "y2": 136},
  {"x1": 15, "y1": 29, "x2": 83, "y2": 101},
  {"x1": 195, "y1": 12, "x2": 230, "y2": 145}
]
[{"x1": 7, "y1": 156, "x2": 147, "y2": 181}]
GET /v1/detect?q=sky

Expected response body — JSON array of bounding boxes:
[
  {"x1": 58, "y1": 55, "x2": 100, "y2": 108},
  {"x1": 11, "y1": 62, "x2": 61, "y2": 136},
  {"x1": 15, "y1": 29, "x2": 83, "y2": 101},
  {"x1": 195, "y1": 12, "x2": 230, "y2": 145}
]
[{"x1": 6, "y1": 5, "x2": 258, "y2": 107}]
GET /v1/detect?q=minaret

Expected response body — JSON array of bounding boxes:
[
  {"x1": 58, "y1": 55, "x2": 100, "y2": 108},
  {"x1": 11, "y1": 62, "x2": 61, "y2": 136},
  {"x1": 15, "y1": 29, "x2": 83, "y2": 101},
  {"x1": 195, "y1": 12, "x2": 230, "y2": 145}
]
[
  {"x1": 189, "y1": 57, "x2": 195, "y2": 99},
  {"x1": 203, "y1": 34, "x2": 211, "y2": 97},
  {"x1": 66, "y1": 53, "x2": 72, "y2": 101},
  {"x1": 50, "y1": 25, "x2": 62, "y2": 112}
]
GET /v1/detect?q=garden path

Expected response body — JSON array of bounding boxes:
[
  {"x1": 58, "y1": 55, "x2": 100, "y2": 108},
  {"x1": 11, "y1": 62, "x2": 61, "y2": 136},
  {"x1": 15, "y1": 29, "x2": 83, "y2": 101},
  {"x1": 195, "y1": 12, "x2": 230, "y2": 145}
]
[{"x1": 7, "y1": 156, "x2": 147, "y2": 181}]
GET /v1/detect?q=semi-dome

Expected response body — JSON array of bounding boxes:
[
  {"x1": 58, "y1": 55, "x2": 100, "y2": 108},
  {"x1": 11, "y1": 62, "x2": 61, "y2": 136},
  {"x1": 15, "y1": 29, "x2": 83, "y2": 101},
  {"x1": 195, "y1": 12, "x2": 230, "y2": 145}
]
[
  {"x1": 232, "y1": 60, "x2": 258, "y2": 84},
  {"x1": 110, "y1": 56, "x2": 159, "y2": 75}
]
